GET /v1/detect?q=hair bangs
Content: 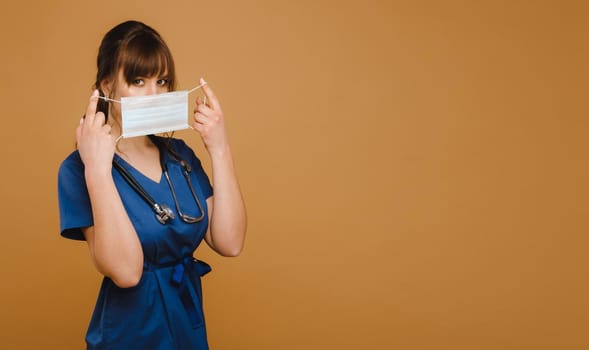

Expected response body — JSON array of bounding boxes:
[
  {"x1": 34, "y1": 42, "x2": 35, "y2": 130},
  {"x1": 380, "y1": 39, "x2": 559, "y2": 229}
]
[{"x1": 118, "y1": 32, "x2": 176, "y2": 90}]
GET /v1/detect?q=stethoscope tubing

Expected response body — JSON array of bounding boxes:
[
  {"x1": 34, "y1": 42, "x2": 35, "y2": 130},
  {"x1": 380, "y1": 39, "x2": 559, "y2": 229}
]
[{"x1": 112, "y1": 136, "x2": 205, "y2": 224}]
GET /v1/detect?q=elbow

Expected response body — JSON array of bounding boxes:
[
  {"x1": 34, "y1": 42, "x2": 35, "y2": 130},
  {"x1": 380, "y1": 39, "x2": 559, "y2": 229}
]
[
  {"x1": 210, "y1": 226, "x2": 247, "y2": 257},
  {"x1": 226, "y1": 239, "x2": 246, "y2": 257},
  {"x1": 103, "y1": 262, "x2": 143, "y2": 288},
  {"x1": 221, "y1": 247, "x2": 243, "y2": 257},
  {"x1": 92, "y1": 251, "x2": 144, "y2": 288},
  {"x1": 111, "y1": 270, "x2": 143, "y2": 288},
  {"x1": 222, "y1": 235, "x2": 246, "y2": 257},
  {"x1": 216, "y1": 240, "x2": 244, "y2": 257}
]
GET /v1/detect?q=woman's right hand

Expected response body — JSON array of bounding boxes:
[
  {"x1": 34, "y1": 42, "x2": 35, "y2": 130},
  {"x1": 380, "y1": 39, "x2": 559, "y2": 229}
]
[{"x1": 76, "y1": 90, "x2": 116, "y2": 175}]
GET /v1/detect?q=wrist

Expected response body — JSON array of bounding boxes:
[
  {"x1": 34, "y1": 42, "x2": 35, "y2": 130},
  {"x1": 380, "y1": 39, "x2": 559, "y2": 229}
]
[
  {"x1": 208, "y1": 144, "x2": 231, "y2": 159},
  {"x1": 85, "y1": 166, "x2": 113, "y2": 185}
]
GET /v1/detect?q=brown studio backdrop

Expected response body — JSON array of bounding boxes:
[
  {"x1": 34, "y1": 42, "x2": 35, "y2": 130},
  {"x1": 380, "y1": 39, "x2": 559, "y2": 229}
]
[{"x1": 0, "y1": 0, "x2": 587, "y2": 349}]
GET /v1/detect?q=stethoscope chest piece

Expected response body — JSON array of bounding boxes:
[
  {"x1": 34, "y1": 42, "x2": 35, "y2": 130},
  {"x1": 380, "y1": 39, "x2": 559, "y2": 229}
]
[{"x1": 154, "y1": 203, "x2": 175, "y2": 224}]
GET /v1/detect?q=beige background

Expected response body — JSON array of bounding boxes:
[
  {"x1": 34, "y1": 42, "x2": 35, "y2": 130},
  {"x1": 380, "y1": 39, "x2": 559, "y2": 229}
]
[{"x1": 0, "y1": 0, "x2": 588, "y2": 349}]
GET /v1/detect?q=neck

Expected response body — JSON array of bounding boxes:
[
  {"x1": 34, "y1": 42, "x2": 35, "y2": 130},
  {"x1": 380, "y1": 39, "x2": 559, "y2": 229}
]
[
  {"x1": 117, "y1": 135, "x2": 153, "y2": 152},
  {"x1": 107, "y1": 116, "x2": 157, "y2": 157}
]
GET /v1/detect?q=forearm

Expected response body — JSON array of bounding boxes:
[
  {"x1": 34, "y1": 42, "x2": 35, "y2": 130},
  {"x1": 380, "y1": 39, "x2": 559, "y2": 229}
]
[
  {"x1": 85, "y1": 171, "x2": 144, "y2": 287},
  {"x1": 208, "y1": 146, "x2": 247, "y2": 256}
]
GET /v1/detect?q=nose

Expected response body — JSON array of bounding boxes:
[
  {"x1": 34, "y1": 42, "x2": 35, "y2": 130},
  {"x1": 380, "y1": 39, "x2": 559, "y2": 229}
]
[{"x1": 145, "y1": 82, "x2": 158, "y2": 95}]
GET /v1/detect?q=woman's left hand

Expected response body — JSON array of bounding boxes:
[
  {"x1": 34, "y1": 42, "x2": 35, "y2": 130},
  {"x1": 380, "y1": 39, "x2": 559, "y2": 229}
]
[{"x1": 192, "y1": 78, "x2": 229, "y2": 156}]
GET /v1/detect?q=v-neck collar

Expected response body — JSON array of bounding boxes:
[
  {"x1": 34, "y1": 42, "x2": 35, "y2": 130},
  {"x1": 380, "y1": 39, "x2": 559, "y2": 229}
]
[
  {"x1": 113, "y1": 135, "x2": 173, "y2": 185},
  {"x1": 113, "y1": 153, "x2": 163, "y2": 185}
]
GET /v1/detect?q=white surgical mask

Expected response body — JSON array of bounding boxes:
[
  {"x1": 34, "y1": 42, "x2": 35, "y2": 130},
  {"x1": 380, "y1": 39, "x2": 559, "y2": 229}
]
[{"x1": 100, "y1": 83, "x2": 206, "y2": 138}]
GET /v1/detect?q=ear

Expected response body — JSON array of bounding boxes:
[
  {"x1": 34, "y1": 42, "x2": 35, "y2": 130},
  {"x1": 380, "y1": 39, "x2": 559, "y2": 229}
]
[{"x1": 100, "y1": 79, "x2": 113, "y2": 97}]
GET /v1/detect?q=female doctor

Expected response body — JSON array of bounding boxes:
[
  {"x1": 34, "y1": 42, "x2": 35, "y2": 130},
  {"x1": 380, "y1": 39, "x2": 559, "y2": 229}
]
[{"x1": 57, "y1": 20, "x2": 247, "y2": 349}]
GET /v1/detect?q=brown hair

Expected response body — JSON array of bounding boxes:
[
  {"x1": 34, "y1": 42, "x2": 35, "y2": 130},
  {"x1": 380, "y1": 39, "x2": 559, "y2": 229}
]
[{"x1": 94, "y1": 20, "x2": 177, "y2": 121}]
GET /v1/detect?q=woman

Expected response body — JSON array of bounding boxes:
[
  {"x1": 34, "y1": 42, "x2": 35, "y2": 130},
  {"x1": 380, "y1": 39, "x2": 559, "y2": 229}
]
[{"x1": 57, "y1": 20, "x2": 247, "y2": 349}]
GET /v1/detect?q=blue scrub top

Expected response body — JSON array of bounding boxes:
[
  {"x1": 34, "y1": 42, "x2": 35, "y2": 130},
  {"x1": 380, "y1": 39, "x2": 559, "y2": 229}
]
[{"x1": 58, "y1": 136, "x2": 213, "y2": 350}]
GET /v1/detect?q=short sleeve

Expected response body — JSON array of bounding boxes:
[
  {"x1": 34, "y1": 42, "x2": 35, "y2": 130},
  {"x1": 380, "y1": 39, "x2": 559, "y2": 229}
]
[
  {"x1": 57, "y1": 151, "x2": 93, "y2": 240},
  {"x1": 172, "y1": 138, "x2": 213, "y2": 199}
]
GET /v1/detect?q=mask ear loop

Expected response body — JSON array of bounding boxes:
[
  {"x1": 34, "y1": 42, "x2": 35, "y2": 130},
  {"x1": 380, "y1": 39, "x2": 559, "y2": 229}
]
[
  {"x1": 99, "y1": 96, "x2": 121, "y2": 104},
  {"x1": 189, "y1": 81, "x2": 208, "y2": 106},
  {"x1": 98, "y1": 95, "x2": 124, "y2": 142},
  {"x1": 188, "y1": 81, "x2": 208, "y2": 131},
  {"x1": 188, "y1": 81, "x2": 207, "y2": 94}
]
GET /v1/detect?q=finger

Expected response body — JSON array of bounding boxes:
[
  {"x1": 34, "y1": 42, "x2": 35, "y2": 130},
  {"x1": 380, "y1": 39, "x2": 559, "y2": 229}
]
[
  {"x1": 85, "y1": 90, "x2": 99, "y2": 120},
  {"x1": 199, "y1": 78, "x2": 221, "y2": 111},
  {"x1": 191, "y1": 121, "x2": 205, "y2": 133},
  {"x1": 196, "y1": 95, "x2": 208, "y2": 107},
  {"x1": 195, "y1": 96, "x2": 209, "y2": 110},
  {"x1": 94, "y1": 111, "x2": 106, "y2": 127},
  {"x1": 102, "y1": 123, "x2": 112, "y2": 134},
  {"x1": 193, "y1": 112, "x2": 211, "y2": 125},
  {"x1": 196, "y1": 103, "x2": 214, "y2": 116},
  {"x1": 193, "y1": 99, "x2": 203, "y2": 113}
]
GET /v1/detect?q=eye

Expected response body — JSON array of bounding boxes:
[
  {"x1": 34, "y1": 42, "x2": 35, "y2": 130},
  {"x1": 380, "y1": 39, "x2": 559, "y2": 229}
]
[
  {"x1": 157, "y1": 78, "x2": 169, "y2": 86},
  {"x1": 133, "y1": 79, "x2": 144, "y2": 86}
]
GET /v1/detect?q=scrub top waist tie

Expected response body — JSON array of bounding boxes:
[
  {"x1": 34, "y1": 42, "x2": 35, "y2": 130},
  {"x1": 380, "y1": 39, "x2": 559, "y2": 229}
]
[{"x1": 144, "y1": 257, "x2": 212, "y2": 329}]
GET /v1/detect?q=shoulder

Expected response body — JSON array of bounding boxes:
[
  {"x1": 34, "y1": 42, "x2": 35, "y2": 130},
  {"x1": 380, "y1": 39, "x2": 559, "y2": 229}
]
[
  {"x1": 58, "y1": 150, "x2": 84, "y2": 178},
  {"x1": 57, "y1": 150, "x2": 89, "y2": 206}
]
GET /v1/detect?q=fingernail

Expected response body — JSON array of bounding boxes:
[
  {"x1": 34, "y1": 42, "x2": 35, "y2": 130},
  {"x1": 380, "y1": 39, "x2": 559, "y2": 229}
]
[
  {"x1": 92, "y1": 89, "x2": 99, "y2": 97},
  {"x1": 200, "y1": 77, "x2": 206, "y2": 85},
  {"x1": 80, "y1": 117, "x2": 84, "y2": 124}
]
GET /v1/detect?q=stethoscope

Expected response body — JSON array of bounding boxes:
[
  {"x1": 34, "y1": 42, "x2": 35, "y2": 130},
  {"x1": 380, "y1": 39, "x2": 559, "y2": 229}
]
[{"x1": 112, "y1": 135, "x2": 205, "y2": 224}]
